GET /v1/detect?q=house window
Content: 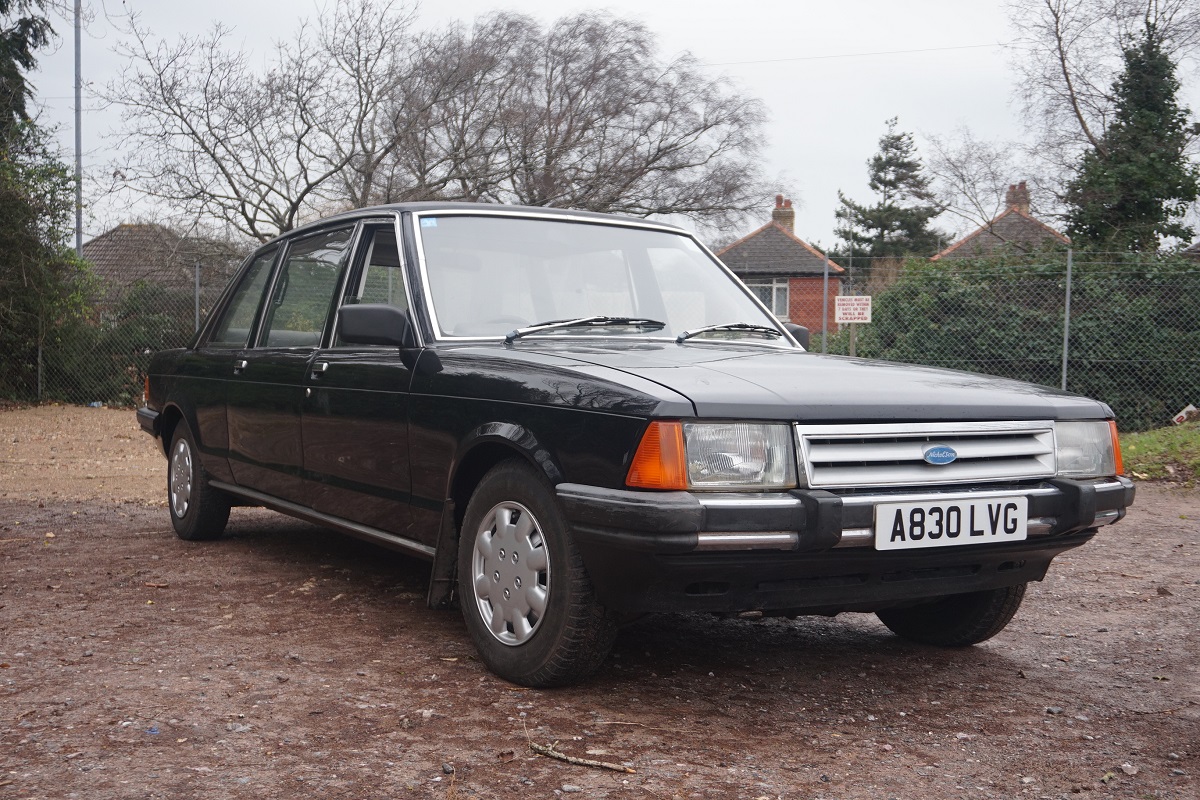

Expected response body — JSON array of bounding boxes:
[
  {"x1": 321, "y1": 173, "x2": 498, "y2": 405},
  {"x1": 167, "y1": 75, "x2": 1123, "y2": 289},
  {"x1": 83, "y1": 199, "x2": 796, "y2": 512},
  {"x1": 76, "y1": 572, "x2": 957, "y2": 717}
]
[{"x1": 746, "y1": 278, "x2": 789, "y2": 319}]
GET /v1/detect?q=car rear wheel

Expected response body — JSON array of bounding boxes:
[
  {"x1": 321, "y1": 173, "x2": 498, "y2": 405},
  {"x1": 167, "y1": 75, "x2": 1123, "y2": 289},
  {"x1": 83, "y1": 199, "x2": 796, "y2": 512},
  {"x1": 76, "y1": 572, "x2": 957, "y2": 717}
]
[
  {"x1": 168, "y1": 422, "x2": 231, "y2": 541},
  {"x1": 457, "y1": 460, "x2": 617, "y2": 687},
  {"x1": 875, "y1": 583, "x2": 1027, "y2": 647}
]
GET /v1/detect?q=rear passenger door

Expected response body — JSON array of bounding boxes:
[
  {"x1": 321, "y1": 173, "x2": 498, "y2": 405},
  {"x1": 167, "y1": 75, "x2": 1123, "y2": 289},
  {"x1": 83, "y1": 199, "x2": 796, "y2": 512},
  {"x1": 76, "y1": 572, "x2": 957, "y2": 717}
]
[
  {"x1": 176, "y1": 246, "x2": 279, "y2": 484},
  {"x1": 225, "y1": 225, "x2": 356, "y2": 504},
  {"x1": 301, "y1": 221, "x2": 417, "y2": 537}
]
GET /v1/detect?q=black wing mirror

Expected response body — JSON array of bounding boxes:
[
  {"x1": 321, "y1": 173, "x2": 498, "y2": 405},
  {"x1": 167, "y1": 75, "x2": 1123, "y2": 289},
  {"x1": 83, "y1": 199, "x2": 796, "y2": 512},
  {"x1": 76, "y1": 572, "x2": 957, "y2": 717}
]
[
  {"x1": 783, "y1": 322, "x2": 810, "y2": 349},
  {"x1": 337, "y1": 304, "x2": 417, "y2": 348}
]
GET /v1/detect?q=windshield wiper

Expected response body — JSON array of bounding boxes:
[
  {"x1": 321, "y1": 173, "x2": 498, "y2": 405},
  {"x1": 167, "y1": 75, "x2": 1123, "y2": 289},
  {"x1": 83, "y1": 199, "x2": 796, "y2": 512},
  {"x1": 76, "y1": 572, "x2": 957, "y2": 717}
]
[
  {"x1": 505, "y1": 316, "x2": 666, "y2": 344},
  {"x1": 675, "y1": 322, "x2": 784, "y2": 343}
]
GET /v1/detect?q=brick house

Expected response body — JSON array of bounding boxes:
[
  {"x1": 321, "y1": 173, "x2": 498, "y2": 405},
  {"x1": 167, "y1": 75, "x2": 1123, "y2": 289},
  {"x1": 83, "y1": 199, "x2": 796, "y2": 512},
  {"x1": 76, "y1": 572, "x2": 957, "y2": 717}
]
[
  {"x1": 716, "y1": 196, "x2": 844, "y2": 334},
  {"x1": 932, "y1": 182, "x2": 1069, "y2": 260}
]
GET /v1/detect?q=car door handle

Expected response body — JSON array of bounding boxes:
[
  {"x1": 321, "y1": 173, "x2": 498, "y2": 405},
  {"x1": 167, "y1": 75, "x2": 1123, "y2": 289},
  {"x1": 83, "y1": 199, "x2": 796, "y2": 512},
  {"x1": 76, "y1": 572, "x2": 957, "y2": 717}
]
[
  {"x1": 311, "y1": 361, "x2": 329, "y2": 379},
  {"x1": 233, "y1": 359, "x2": 248, "y2": 374}
]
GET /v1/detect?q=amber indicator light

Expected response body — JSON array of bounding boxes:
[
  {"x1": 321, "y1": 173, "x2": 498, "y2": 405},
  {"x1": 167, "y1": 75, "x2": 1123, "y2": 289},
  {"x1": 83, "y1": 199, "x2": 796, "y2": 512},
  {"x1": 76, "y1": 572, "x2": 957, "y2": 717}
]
[
  {"x1": 1109, "y1": 420, "x2": 1124, "y2": 476},
  {"x1": 626, "y1": 421, "x2": 688, "y2": 490}
]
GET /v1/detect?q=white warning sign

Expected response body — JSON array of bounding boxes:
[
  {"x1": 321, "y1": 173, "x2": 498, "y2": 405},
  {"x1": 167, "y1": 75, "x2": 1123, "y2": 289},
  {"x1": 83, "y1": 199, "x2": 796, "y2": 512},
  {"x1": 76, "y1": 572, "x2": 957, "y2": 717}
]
[{"x1": 835, "y1": 295, "x2": 872, "y2": 324}]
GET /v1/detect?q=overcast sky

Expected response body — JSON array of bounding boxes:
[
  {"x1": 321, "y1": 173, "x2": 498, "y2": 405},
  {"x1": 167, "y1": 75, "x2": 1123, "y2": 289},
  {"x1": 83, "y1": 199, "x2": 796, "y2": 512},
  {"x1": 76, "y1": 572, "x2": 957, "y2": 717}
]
[{"x1": 29, "y1": 0, "x2": 1192, "y2": 247}]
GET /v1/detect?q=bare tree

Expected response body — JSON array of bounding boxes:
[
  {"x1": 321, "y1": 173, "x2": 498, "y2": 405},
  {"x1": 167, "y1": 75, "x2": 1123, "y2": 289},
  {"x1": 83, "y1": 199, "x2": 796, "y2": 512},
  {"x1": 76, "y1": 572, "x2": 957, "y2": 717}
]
[
  {"x1": 489, "y1": 12, "x2": 769, "y2": 227},
  {"x1": 368, "y1": 13, "x2": 542, "y2": 203},
  {"x1": 1007, "y1": 0, "x2": 1200, "y2": 195},
  {"x1": 111, "y1": 24, "x2": 326, "y2": 241},
  {"x1": 107, "y1": 0, "x2": 419, "y2": 241},
  {"x1": 310, "y1": 0, "x2": 420, "y2": 208},
  {"x1": 925, "y1": 127, "x2": 1029, "y2": 233},
  {"x1": 107, "y1": 3, "x2": 770, "y2": 240}
]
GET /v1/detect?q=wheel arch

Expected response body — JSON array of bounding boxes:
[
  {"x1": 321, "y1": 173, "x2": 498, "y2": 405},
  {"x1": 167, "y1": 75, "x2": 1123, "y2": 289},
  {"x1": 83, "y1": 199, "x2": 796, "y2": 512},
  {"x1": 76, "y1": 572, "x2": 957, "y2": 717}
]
[
  {"x1": 156, "y1": 403, "x2": 187, "y2": 458},
  {"x1": 426, "y1": 422, "x2": 563, "y2": 609}
]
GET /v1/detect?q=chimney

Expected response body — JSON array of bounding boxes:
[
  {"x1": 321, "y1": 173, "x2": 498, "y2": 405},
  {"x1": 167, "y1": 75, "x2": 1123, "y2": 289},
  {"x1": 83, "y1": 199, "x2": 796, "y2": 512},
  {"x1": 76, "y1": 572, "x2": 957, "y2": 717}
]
[
  {"x1": 1005, "y1": 181, "x2": 1031, "y2": 215},
  {"x1": 772, "y1": 194, "x2": 795, "y2": 232}
]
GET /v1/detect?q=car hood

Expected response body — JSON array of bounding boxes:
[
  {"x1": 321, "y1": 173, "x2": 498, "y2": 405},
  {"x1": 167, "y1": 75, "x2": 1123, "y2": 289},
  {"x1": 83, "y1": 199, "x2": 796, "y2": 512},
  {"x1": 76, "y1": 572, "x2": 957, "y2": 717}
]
[{"x1": 499, "y1": 340, "x2": 1112, "y2": 422}]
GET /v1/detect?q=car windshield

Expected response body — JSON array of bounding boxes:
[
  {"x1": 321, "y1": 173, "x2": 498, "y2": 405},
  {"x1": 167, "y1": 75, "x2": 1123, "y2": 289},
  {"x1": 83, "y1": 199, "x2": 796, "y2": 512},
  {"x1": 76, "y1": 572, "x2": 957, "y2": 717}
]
[{"x1": 416, "y1": 213, "x2": 787, "y2": 343}]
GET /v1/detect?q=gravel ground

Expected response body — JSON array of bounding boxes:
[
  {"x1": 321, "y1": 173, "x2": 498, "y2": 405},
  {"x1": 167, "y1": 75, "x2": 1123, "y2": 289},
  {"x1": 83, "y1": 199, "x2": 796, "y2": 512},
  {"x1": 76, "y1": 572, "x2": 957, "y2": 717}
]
[{"x1": 1, "y1": 404, "x2": 1198, "y2": 799}]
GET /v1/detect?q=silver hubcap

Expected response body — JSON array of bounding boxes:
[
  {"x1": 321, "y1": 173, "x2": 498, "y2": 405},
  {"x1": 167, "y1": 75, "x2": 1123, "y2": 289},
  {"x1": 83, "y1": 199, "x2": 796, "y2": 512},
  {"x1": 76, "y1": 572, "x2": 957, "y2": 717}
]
[
  {"x1": 169, "y1": 438, "x2": 194, "y2": 519},
  {"x1": 470, "y1": 501, "x2": 550, "y2": 646}
]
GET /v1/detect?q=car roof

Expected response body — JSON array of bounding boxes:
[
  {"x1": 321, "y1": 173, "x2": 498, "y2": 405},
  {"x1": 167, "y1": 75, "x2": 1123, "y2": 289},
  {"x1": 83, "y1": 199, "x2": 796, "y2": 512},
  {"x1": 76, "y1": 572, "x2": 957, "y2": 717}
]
[{"x1": 279, "y1": 202, "x2": 688, "y2": 242}]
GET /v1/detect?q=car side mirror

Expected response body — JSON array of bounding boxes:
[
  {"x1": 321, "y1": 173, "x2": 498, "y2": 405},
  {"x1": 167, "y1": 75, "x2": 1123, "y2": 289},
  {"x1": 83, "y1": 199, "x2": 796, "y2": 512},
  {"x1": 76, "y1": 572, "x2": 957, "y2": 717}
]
[
  {"x1": 337, "y1": 304, "x2": 417, "y2": 348},
  {"x1": 783, "y1": 322, "x2": 810, "y2": 349}
]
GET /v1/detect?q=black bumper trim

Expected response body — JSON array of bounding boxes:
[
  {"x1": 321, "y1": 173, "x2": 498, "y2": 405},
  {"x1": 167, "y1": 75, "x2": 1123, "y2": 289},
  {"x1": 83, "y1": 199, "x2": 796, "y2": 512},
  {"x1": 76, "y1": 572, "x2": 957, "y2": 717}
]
[
  {"x1": 575, "y1": 530, "x2": 1093, "y2": 614},
  {"x1": 136, "y1": 407, "x2": 160, "y2": 438}
]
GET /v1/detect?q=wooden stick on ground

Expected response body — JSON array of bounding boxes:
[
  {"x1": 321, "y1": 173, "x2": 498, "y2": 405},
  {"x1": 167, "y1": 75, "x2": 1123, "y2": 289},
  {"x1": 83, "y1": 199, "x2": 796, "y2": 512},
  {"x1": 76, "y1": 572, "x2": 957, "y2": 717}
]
[{"x1": 529, "y1": 742, "x2": 636, "y2": 774}]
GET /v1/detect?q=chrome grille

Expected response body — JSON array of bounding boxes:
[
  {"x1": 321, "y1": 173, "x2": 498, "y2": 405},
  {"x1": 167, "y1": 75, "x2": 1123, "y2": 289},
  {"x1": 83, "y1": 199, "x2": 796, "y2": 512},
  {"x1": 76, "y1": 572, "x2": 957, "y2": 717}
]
[{"x1": 794, "y1": 421, "x2": 1056, "y2": 489}]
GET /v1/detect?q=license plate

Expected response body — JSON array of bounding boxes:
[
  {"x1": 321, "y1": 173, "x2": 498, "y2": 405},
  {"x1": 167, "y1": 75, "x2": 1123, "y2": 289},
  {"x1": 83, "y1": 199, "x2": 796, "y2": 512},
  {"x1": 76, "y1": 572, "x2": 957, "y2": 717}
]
[{"x1": 874, "y1": 496, "x2": 1028, "y2": 551}]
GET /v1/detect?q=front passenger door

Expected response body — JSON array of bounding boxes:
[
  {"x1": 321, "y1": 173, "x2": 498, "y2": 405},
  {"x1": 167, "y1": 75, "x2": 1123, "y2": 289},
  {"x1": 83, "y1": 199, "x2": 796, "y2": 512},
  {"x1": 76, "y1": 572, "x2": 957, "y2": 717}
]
[{"x1": 301, "y1": 222, "x2": 416, "y2": 536}]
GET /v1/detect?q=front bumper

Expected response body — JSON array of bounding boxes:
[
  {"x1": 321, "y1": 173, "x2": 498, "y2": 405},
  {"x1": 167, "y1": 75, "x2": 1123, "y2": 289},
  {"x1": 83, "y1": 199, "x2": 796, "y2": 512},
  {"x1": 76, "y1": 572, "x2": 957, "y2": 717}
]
[{"x1": 557, "y1": 477, "x2": 1134, "y2": 614}]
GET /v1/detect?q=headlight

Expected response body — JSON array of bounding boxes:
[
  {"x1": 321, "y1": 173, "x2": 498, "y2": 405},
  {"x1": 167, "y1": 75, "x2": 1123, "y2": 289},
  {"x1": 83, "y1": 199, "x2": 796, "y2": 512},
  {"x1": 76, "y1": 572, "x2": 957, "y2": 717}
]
[
  {"x1": 1056, "y1": 420, "x2": 1118, "y2": 477},
  {"x1": 684, "y1": 422, "x2": 797, "y2": 489},
  {"x1": 625, "y1": 421, "x2": 797, "y2": 490}
]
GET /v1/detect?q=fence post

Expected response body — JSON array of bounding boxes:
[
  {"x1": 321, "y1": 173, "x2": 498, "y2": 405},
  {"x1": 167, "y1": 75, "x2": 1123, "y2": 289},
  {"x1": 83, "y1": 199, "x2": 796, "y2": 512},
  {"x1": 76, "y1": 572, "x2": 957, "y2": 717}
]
[
  {"x1": 36, "y1": 311, "x2": 43, "y2": 400},
  {"x1": 821, "y1": 250, "x2": 830, "y2": 353},
  {"x1": 194, "y1": 260, "x2": 201, "y2": 333},
  {"x1": 1061, "y1": 248, "x2": 1073, "y2": 391}
]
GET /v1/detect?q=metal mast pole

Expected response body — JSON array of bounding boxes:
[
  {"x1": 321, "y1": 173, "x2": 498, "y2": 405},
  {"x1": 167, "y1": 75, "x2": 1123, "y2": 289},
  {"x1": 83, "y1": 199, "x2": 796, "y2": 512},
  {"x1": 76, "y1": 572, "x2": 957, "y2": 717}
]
[{"x1": 74, "y1": 0, "x2": 83, "y2": 257}]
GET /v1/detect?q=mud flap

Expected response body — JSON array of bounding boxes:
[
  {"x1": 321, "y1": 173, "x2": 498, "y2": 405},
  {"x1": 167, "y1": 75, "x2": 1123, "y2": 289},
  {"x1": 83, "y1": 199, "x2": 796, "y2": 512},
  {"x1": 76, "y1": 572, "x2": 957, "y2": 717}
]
[{"x1": 425, "y1": 498, "x2": 459, "y2": 609}]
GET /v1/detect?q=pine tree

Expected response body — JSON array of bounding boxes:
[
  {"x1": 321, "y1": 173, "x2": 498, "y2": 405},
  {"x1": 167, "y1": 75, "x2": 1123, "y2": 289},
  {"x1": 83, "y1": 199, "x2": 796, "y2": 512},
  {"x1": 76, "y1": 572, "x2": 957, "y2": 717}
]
[
  {"x1": 0, "y1": 0, "x2": 53, "y2": 137},
  {"x1": 1064, "y1": 24, "x2": 1200, "y2": 252},
  {"x1": 835, "y1": 118, "x2": 943, "y2": 276}
]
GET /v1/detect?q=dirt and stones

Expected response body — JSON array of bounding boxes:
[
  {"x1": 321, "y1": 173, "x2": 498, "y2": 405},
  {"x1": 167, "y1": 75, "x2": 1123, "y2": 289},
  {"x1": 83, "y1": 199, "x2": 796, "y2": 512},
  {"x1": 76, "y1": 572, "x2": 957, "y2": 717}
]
[{"x1": 1, "y1": 405, "x2": 1197, "y2": 799}]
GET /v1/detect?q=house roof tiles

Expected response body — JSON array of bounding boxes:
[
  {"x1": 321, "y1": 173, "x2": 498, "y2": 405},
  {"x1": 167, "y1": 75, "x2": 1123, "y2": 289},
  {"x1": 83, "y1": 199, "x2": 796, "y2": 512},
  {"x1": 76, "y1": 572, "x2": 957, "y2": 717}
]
[
  {"x1": 716, "y1": 221, "x2": 843, "y2": 277},
  {"x1": 932, "y1": 206, "x2": 1069, "y2": 261},
  {"x1": 83, "y1": 224, "x2": 243, "y2": 289},
  {"x1": 82, "y1": 224, "x2": 247, "y2": 309}
]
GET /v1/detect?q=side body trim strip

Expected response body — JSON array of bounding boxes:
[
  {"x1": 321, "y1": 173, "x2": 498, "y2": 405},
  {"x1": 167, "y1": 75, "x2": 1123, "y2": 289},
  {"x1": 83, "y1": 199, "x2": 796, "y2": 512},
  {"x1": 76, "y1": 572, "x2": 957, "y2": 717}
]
[{"x1": 210, "y1": 480, "x2": 436, "y2": 559}]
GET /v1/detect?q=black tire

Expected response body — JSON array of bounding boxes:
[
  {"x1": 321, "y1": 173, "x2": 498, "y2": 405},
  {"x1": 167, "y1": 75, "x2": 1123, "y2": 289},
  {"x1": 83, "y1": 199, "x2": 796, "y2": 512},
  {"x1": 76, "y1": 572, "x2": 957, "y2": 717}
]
[
  {"x1": 457, "y1": 460, "x2": 617, "y2": 687},
  {"x1": 876, "y1": 583, "x2": 1027, "y2": 647},
  {"x1": 167, "y1": 421, "x2": 231, "y2": 541}
]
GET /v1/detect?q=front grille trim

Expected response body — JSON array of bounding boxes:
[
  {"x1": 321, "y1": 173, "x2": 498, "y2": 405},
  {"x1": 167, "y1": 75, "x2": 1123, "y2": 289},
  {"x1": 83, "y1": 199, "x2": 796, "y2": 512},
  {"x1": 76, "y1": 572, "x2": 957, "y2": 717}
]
[{"x1": 795, "y1": 421, "x2": 1057, "y2": 489}]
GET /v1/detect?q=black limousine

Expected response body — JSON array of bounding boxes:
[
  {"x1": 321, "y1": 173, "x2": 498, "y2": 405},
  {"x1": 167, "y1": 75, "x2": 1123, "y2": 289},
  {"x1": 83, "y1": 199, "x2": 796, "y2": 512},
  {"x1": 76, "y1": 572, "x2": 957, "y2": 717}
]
[{"x1": 137, "y1": 203, "x2": 1134, "y2": 686}]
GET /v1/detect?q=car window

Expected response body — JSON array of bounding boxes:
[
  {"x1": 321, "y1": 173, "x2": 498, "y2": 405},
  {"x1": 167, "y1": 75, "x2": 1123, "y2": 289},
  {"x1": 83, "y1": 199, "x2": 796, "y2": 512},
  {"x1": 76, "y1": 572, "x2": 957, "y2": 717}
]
[
  {"x1": 419, "y1": 215, "x2": 778, "y2": 340},
  {"x1": 334, "y1": 225, "x2": 409, "y2": 347},
  {"x1": 352, "y1": 226, "x2": 407, "y2": 308},
  {"x1": 208, "y1": 248, "x2": 276, "y2": 348},
  {"x1": 261, "y1": 227, "x2": 354, "y2": 348}
]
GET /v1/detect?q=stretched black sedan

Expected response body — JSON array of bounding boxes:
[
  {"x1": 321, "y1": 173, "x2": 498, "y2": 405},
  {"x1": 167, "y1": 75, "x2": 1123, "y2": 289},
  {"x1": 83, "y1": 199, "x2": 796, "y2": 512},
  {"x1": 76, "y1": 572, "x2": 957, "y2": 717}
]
[{"x1": 138, "y1": 203, "x2": 1134, "y2": 686}]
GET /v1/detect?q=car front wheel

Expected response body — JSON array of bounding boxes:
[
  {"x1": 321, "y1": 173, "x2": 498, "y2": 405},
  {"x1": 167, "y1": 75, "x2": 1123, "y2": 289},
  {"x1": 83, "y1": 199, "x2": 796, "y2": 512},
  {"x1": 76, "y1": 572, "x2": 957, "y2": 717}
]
[
  {"x1": 167, "y1": 422, "x2": 231, "y2": 541},
  {"x1": 457, "y1": 460, "x2": 617, "y2": 687},
  {"x1": 875, "y1": 583, "x2": 1027, "y2": 647}
]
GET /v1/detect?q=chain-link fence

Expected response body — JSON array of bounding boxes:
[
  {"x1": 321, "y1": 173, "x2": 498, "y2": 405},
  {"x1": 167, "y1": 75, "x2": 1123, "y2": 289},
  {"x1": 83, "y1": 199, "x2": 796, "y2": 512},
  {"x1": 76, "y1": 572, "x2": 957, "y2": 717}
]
[
  {"x1": 32, "y1": 265, "x2": 233, "y2": 408},
  {"x1": 14, "y1": 245, "x2": 1200, "y2": 433},
  {"x1": 815, "y1": 251, "x2": 1200, "y2": 432},
  {"x1": 16, "y1": 223, "x2": 246, "y2": 409}
]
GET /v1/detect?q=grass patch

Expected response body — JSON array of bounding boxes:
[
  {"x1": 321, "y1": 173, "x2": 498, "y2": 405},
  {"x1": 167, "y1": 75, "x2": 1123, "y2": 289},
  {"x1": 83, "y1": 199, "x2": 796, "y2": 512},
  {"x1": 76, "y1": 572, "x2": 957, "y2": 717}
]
[{"x1": 1121, "y1": 420, "x2": 1200, "y2": 484}]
